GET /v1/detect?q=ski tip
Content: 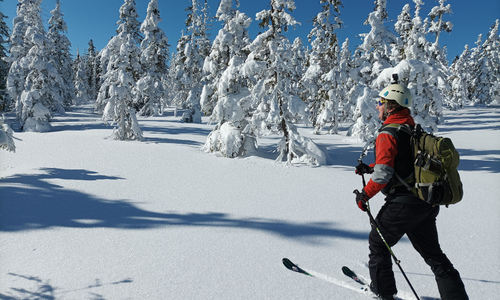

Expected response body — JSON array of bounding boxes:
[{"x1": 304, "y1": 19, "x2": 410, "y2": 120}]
[
  {"x1": 342, "y1": 266, "x2": 358, "y2": 278},
  {"x1": 282, "y1": 258, "x2": 294, "y2": 269}
]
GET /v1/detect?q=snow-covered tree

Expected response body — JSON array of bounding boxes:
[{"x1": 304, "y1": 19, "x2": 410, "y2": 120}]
[
  {"x1": 302, "y1": 0, "x2": 343, "y2": 134},
  {"x1": 167, "y1": 0, "x2": 210, "y2": 123},
  {"x1": 0, "y1": 0, "x2": 9, "y2": 111},
  {"x1": 338, "y1": 38, "x2": 356, "y2": 123},
  {"x1": 240, "y1": 0, "x2": 326, "y2": 165},
  {"x1": 47, "y1": 0, "x2": 74, "y2": 106},
  {"x1": 467, "y1": 34, "x2": 482, "y2": 102},
  {"x1": 202, "y1": 0, "x2": 253, "y2": 158},
  {"x1": 73, "y1": 51, "x2": 91, "y2": 104},
  {"x1": 201, "y1": 0, "x2": 251, "y2": 116},
  {"x1": 135, "y1": 0, "x2": 169, "y2": 116},
  {"x1": 167, "y1": 31, "x2": 190, "y2": 110},
  {"x1": 96, "y1": 0, "x2": 143, "y2": 140},
  {"x1": 427, "y1": 0, "x2": 453, "y2": 47},
  {"x1": 6, "y1": 0, "x2": 33, "y2": 116},
  {"x1": 102, "y1": 35, "x2": 143, "y2": 141},
  {"x1": 425, "y1": 0, "x2": 452, "y2": 121},
  {"x1": 318, "y1": 36, "x2": 354, "y2": 135},
  {"x1": 288, "y1": 37, "x2": 307, "y2": 100},
  {"x1": 84, "y1": 40, "x2": 100, "y2": 101},
  {"x1": 348, "y1": 0, "x2": 397, "y2": 142},
  {"x1": 470, "y1": 19, "x2": 500, "y2": 105},
  {"x1": 0, "y1": 115, "x2": 15, "y2": 152},
  {"x1": 393, "y1": 3, "x2": 412, "y2": 62},
  {"x1": 8, "y1": 0, "x2": 65, "y2": 132},
  {"x1": 447, "y1": 45, "x2": 470, "y2": 109}
]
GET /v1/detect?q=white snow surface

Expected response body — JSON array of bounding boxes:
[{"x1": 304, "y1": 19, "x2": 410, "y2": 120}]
[{"x1": 1, "y1": 105, "x2": 499, "y2": 299}]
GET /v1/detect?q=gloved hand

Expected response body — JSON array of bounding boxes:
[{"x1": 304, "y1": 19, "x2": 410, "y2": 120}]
[
  {"x1": 353, "y1": 189, "x2": 369, "y2": 212},
  {"x1": 355, "y1": 162, "x2": 374, "y2": 175}
]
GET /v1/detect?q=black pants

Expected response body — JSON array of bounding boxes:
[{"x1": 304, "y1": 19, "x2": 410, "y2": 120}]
[{"x1": 368, "y1": 202, "x2": 468, "y2": 300}]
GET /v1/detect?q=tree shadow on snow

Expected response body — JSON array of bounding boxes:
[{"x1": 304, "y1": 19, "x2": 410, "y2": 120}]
[
  {"x1": 457, "y1": 149, "x2": 500, "y2": 173},
  {"x1": 0, "y1": 273, "x2": 132, "y2": 300},
  {"x1": 0, "y1": 168, "x2": 367, "y2": 241}
]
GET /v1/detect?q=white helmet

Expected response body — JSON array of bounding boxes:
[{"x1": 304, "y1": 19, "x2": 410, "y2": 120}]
[{"x1": 378, "y1": 84, "x2": 412, "y2": 107}]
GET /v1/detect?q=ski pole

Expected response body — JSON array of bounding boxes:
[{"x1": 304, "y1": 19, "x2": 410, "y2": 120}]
[{"x1": 357, "y1": 160, "x2": 420, "y2": 300}]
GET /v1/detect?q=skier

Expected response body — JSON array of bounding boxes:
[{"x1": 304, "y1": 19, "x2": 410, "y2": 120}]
[{"x1": 354, "y1": 83, "x2": 469, "y2": 300}]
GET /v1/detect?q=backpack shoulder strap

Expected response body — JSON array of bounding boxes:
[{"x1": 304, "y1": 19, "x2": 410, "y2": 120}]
[
  {"x1": 379, "y1": 123, "x2": 416, "y2": 193},
  {"x1": 379, "y1": 123, "x2": 413, "y2": 140}
]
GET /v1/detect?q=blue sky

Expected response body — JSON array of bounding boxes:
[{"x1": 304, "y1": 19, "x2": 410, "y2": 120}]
[{"x1": 2, "y1": 0, "x2": 499, "y2": 62}]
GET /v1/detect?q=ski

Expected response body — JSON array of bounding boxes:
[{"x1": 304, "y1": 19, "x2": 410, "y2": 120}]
[
  {"x1": 283, "y1": 259, "x2": 438, "y2": 300},
  {"x1": 282, "y1": 258, "x2": 371, "y2": 295},
  {"x1": 342, "y1": 265, "x2": 369, "y2": 287},
  {"x1": 282, "y1": 258, "x2": 313, "y2": 277}
]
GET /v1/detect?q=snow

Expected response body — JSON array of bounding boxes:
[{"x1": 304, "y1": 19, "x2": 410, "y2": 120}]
[{"x1": 1, "y1": 105, "x2": 499, "y2": 299}]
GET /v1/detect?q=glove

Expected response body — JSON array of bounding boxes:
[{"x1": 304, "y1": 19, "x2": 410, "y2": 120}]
[
  {"x1": 353, "y1": 189, "x2": 369, "y2": 212},
  {"x1": 355, "y1": 162, "x2": 374, "y2": 175}
]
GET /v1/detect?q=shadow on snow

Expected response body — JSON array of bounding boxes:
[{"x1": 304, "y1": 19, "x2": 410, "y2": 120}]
[
  {"x1": 0, "y1": 168, "x2": 367, "y2": 242},
  {"x1": 0, "y1": 273, "x2": 132, "y2": 300}
]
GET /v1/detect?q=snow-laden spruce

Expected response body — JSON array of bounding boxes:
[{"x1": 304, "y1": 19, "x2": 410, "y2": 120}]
[
  {"x1": 202, "y1": 0, "x2": 253, "y2": 158},
  {"x1": 239, "y1": 0, "x2": 326, "y2": 165},
  {"x1": 469, "y1": 19, "x2": 500, "y2": 105},
  {"x1": 347, "y1": 0, "x2": 396, "y2": 142},
  {"x1": 167, "y1": 0, "x2": 210, "y2": 123},
  {"x1": 301, "y1": 0, "x2": 344, "y2": 135},
  {"x1": 6, "y1": 0, "x2": 66, "y2": 132},
  {"x1": 73, "y1": 51, "x2": 91, "y2": 105},
  {"x1": 0, "y1": 0, "x2": 9, "y2": 110},
  {"x1": 47, "y1": 0, "x2": 75, "y2": 107},
  {"x1": 135, "y1": 0, "x2": 169, "y2": 117},
  {"x1": 96, "y1": 0, "x2": 143, "y2": 141},
  {"x1": 84, "y1": 40, "x2": 100, "y2": 102}
]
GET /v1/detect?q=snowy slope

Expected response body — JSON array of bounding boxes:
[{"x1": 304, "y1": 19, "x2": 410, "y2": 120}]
[{"x1": 1, "y1": 105, "x2": 499, "y2": 299}]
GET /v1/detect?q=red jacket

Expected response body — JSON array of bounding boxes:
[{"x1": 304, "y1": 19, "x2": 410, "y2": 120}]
[{"x1": 364, "y1": 109, "x2": 415, "y2": 199}]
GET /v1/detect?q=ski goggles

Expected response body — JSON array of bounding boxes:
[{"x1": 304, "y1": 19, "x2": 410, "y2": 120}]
[{"x1": 377, "y1": 98, "x2": 388, "y2": 106}]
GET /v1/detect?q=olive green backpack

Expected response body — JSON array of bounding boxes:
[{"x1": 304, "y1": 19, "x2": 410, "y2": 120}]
[{"x1": 382, "y1": 124, "x2": 464, "y2": 206}]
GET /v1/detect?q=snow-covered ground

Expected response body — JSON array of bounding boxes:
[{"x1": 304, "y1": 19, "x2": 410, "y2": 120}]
[{"x1": 1, "y1": 105, "x2": 499, "y2": 299}]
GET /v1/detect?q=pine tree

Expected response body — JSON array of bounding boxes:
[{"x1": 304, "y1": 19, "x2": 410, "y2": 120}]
[
  {"x1": 102, "y1": 35, "x2": 143, "y2": 141},
  {"x1": 338, "y1": 38, "x2": 355, "y2": 124},
  {"x1": 425, "y1": 0, "x2": 452, "y2": 123},
  {"x1": 241, "y1": 0, "x2": 326, "y2": 165},
  {"x1": 383, "y1": 0, "x2": 445, "y2": 132},
  {"x1": 73, "y1": 51, "x2": 91, "y2": 104},
  {"x1": 288, "y1": 37, "x2": 307, "y2": 101},
  {"x1": 84, "y1": 40, "x2": 100, "y2": 101},
  {"x1": 201, "y1": 0, "x2": 251, "y2": 116},
  {"x1": 447, "y1": 45, "x2": 470, "y2": 109},
  {"x1": 97, "y1": 0, "x2": 143, "y2": 140},
  {"x1": 135, "y1": 0, "x2": 169, "y2": 116},
  {"x1": 0, "y1": 0, "x2": 10, "y2": 111},
  {"x1": 468, "y1": 34, "x2": 482, "y2": 101},
  {"x1": 302, "y1": 0, "x2": 342, "y2": 133},
  {"x1": 167, "y1": 0, "x2": 210, "y2": 123},
  {"x1": 6, "y1": 0, "x2": 33, "y2": 116},
  {"x1": 202, "y1": 0, "x2": 253, "y2": 158},
  {"x1": 393, "y1": 3, "x2": 412, "y2": 62},
  {"x1": 348, "y1": 0, "x2": 397, "y2": 142},
  {"x1": 471, "y1": 19, "x2": 500, "y2": 105},
  {"x1": 8, "y1": 0, "x2": 65, "y2": 132},
  {"x1": 167, "y1": 31, "x2": 190, "y2": 113},
  {"x1": 302, "y1": 0, "x2": 343, "y2": 134},
  {"x1": 427, "y1": 0, "x2": 453, "y2": 47},
  {"x1": 47, "y1": 0, "x2": 74, "y2": 107}
]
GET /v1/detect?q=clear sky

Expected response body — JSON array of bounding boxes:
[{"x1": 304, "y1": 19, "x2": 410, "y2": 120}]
[{"x1": 1, "y1": 0, "x2": 499, "y2": 62}]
